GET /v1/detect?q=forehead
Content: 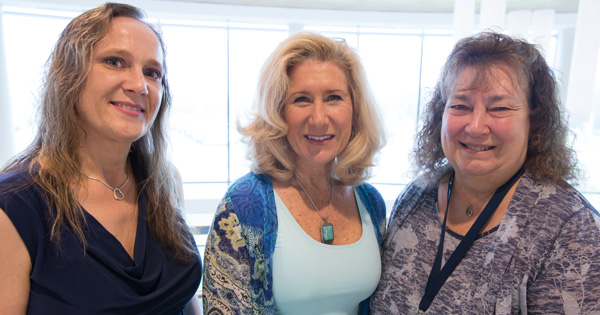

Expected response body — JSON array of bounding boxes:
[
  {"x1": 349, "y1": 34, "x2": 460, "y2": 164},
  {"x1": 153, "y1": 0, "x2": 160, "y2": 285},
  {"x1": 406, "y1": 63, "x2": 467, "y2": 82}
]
[
  {"x1": 450, "y1": 65, "x2": 524, "y2": 95},
  {"x1": 96, "y1": 17, "x2": 163, "y2": 62},
  {"x1": 289, "y1": 60, "x2": 348, "y2": 84}
]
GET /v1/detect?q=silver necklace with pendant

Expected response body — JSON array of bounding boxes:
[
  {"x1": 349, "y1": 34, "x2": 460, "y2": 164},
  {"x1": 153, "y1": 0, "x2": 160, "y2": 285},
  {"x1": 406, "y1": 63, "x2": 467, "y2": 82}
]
[
  {"x1": 81, "y1": 172, "x2": 129, "y2": 200},
  {"x1": 295, "y1": 176, "x2": 335, "y2": 244}
]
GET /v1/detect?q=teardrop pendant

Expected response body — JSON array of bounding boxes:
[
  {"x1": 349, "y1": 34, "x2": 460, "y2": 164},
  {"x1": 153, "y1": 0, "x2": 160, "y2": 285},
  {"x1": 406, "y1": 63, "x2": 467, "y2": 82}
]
[
  {"x1": 466, "y1": 204, "x2": 473, "y2": 217},
  {"x1": 321, "y1": 222, "x2": 334, "y2": 244}
]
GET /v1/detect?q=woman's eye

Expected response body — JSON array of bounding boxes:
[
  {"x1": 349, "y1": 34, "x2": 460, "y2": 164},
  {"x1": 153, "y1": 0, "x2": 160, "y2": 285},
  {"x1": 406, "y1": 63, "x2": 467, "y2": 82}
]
[
  {"x1": 450, "y1": 104, "x2": 468, "y2": 110},
  {"x1": 105, "y1": 57, "x2": 124, "y2": 67},
  {"x1": 145, "y1": 69, "x2": 163, "y2": 80},
  {"x1": 491, "y1": 106, "x2": 510, "y2": 111},
  {"x1": 326, "y1": 95, "x2": 343, "y2": 102},
  {"x1": 293, "y1": 96, "x2": 310, "y2": 103}
]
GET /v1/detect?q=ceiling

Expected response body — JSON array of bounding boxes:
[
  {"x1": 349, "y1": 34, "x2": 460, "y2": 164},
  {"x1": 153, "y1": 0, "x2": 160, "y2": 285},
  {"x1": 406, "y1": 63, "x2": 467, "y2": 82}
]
[{"x1": 170, "y1": 0, "x2": 580, "y2": 13}]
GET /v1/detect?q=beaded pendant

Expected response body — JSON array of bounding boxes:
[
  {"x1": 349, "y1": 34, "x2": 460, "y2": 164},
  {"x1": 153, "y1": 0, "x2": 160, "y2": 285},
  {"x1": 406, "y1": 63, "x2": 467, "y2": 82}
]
[{"x1": 321, "y1": 222, "x2": 334, "y2": 244}]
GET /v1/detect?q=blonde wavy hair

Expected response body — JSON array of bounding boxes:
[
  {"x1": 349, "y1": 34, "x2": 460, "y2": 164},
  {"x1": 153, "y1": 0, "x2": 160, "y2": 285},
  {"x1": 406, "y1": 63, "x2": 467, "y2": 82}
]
[
  {"x1": 2, "y1": 3, "x2": 197, "y2": 261},
  {"x1": 240, "y1": 32, "x2": 385, "y2": 186}
]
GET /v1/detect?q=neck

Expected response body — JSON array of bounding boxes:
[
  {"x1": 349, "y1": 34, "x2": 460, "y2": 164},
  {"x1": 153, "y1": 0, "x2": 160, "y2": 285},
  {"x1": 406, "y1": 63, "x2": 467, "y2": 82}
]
[
  {"x1": 294, "y1": 161, "x2": 333, "y2": 191},
  {"x1": 77, "y1": 142, "x2": 130, "y2": 183},
  {"x1": 445, "y1": 167, "x2": 524, "y2": 220},
  {"x1": 451, "y1": 176, "x2": 496, "y2": 211}
]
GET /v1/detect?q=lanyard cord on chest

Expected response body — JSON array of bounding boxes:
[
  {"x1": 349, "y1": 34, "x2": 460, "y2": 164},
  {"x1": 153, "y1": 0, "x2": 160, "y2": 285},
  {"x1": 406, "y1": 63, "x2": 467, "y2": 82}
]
[{"x1": 418, "y1": 166, "x2": 525, "y2": 312}]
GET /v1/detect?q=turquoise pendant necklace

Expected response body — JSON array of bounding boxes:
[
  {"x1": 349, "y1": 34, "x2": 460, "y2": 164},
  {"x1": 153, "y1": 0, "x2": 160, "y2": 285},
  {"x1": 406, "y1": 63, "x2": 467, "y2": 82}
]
[{"x1": 295, "y1": 176, "x2": 335, "y2": 244}]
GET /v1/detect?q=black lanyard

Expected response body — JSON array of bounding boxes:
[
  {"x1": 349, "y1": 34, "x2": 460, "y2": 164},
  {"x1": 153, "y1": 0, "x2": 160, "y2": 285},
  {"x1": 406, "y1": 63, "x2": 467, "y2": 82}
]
[{"x1": 418, "y1": 167, "x2": 525, "y2": 312}]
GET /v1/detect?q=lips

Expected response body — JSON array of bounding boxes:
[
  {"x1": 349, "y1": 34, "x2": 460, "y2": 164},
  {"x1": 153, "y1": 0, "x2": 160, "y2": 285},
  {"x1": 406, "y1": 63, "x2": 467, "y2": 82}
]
[
  {"x1": 461, "y1": 142, "x2": 494, "y2": 151},
  {"x1": 305, "y1": 135, "x2": 333, "y2": 141},
  {"x1": 111, "y1": 101, "x2": 144, "y2": 113}
]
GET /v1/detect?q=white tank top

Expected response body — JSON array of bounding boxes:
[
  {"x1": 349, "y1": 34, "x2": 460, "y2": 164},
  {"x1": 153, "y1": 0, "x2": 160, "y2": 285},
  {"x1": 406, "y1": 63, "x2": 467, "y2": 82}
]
[{"x1": 272, "y1": 189, "x2": 381, "y2": 314}]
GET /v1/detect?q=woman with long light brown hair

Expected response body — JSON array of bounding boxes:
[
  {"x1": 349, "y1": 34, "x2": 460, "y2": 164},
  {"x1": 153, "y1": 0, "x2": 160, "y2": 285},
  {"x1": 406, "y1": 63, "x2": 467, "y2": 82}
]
[{"x1": 0, "y1": 3, "x2": 201, "y2": 313}]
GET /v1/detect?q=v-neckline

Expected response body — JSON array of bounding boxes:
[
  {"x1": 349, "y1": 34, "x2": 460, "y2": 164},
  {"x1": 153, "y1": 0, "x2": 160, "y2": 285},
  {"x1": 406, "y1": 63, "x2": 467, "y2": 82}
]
[{"x1": 81, "y1": 197, "x2": 146, "y2": 266}]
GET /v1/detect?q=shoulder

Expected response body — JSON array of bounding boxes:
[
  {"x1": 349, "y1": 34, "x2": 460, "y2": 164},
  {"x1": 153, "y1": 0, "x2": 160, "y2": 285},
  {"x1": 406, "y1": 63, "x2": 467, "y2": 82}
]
[
  {"x1": 515, "y1": 174, "x2": 600, "y2": 251},
  {"x1": 224, "y1": 172, "x2": 276, "y2": 227},
  {"x1": 356, "y1": 182, "x2": 384, "y2": 210},
  {"x1": 227, "y1": 172, "x2": 273, "y2": 199},
  {"x1": 0, "y1": 166, "x2": 41, "y2": 209},
  {"x1": 389, "y1": 180, "x2": 433, "y2": 223},
  {"x1": 0, "y1": 166, "x2": 47, "y2": 263},
  {"x1": 517, "y1": 173, "x2": 597, "y2": 221},
  {"x1": 356, "y1": 182, "x2": 384, "y2": 203},
  {"x1": 356, "y1": 182, "x2": 386, "y2": 218},
  {"x1": 0, "y1": 166, "x2": 33, "y2": 189}
]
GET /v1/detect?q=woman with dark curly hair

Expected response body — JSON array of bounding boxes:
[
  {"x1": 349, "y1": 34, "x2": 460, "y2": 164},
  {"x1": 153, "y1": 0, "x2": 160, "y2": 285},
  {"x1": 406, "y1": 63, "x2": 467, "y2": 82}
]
[
  {"x1": 371, "y1": 31, "x2": 600, "y2": 314},
  {"x1": 0, "y1": 3, "x2": 201, "y2": 313}
]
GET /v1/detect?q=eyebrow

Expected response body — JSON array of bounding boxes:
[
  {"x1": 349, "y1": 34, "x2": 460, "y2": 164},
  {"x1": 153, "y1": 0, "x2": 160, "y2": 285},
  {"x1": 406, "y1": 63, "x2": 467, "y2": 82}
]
[
  {"x1": 451, "y1": 92, "x2": 510, "y2": 104},
  {"x1": 96, "y1": 48, "x2": 163, "y2": 70}
]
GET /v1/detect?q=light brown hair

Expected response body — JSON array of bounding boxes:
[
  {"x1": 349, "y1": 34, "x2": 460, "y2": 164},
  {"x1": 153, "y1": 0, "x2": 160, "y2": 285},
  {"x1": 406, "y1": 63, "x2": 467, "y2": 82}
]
[{"x1": 2, "y1": 3, "x2": 196, "y2": 261}]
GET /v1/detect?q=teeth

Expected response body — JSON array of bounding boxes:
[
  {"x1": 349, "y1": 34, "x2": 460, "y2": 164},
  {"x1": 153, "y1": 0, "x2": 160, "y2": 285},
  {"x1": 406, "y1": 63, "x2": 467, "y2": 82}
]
[
  {"x1": 113, "y1": 103, "x2": 141, "y2": 112},
  {"x1": 307, "y1": 135, "x2": 333, "y2": 141},
  {"x1": 465, "y1": 144, "x2": 492, "y2": 151}
]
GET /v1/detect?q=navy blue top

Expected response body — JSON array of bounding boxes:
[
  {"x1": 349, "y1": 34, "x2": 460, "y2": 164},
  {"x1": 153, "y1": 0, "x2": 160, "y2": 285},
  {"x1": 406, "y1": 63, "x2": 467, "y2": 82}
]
[{"x1": 0, "y1": 167, "x2": 202, "y2": 314}]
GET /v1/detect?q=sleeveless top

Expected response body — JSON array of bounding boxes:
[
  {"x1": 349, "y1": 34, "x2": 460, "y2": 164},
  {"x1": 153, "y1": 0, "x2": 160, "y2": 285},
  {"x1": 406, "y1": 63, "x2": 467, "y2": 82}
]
[
  {"x1": 0, "y1": 167, "x2": 201, "y2": 314},
  {"x1": 272, "y1": 189, "x2": 381, "y2": 314}
]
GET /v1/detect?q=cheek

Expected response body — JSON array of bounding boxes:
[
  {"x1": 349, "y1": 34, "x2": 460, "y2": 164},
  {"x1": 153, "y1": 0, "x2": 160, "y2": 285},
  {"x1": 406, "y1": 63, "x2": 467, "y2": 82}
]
[
  {"x1": 283, "y1": 108, "x2": 303, "y2": 132},
  {"x1": 440, "y1": 114, "x2": 452, "y2": 142},
  {"x1": 498, "y1": 118, "x2": 528, "y2": 142},
  {"x1": 338, "y1": 105, "x2": 353, "y2": 131},
  {"x1": 152, "y1": 87, "x2": 163, "y2": 107}
]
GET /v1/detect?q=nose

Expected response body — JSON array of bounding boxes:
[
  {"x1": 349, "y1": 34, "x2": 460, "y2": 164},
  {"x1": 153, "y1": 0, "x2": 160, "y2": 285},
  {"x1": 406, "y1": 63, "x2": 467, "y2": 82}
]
[
  {"x1": 122, "y1": 68, "x2": 148, "y2": 95},
  {"x1": 309, "y1": 101, "x2": 328, "y2": 128},
  {"x1": 466, "y1": 107, "x2": 490, "y2": 137}
]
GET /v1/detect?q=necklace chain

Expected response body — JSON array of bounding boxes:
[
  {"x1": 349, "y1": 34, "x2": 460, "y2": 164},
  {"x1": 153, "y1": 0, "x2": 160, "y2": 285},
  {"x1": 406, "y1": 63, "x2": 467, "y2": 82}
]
[
  {"x1": 294, "y1": 176, "x2": 334, "y2": 224},
  {"x1": 81, "y1": 172, "x2": 129, "y2": 201}
]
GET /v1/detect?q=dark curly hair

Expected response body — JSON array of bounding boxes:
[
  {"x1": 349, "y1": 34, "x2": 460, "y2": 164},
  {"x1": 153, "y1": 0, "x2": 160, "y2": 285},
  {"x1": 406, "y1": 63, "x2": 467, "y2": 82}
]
[{"x1": 413, "y1": 31, "x2": 578, "y2": 185}]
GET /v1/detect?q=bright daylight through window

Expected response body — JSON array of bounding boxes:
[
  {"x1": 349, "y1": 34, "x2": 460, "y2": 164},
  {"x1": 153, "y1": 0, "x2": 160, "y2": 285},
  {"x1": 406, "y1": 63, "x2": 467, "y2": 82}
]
[{"x1": 1, "y1": 4, "x2": 599, "y2": 258}]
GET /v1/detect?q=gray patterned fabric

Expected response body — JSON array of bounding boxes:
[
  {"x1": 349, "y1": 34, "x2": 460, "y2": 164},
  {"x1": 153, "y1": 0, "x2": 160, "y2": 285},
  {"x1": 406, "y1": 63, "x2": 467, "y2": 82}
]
[{"x1": 371, "y1": 172, "x2": 600, "y2": 314}]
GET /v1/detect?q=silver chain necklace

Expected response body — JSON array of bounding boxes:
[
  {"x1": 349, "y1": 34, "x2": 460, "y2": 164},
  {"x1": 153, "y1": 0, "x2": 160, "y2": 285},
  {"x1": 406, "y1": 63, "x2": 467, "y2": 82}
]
[
  {"x1": 81, "y1": 172, "x2": 129, "y2": 200},
  {"x1": 295, "y1": 176, "x2": 335, "y2": 244}
]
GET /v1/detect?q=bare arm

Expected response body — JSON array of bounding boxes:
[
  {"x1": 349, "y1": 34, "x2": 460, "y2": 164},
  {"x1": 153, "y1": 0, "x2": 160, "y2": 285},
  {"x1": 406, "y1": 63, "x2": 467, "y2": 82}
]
[{"x1": 0, "y1": 208, "x2": 31, "y2": 314}]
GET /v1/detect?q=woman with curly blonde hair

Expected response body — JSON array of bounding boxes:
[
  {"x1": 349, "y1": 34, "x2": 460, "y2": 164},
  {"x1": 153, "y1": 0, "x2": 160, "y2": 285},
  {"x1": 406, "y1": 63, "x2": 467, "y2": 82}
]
[{"x1": 202, "y1": 31, "x2": 386, "y2": 314}]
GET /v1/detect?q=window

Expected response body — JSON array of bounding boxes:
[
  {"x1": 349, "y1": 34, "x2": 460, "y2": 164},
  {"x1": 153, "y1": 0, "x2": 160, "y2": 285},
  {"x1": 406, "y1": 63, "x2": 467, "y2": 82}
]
[{"x1": 1, "y1": 5, "x2": 599, "y2": 256}]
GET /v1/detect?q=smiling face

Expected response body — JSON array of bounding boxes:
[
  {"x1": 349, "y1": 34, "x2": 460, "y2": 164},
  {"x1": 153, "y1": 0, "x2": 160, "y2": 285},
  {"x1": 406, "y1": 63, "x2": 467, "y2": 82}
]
[
  {"x1": 441, "y1": 65, "x2": 530, "y2": 184},
  {"x1": 284, "y1": 60, "x2": 354, "y2": 171},
  {"x1": 76, "y1": 16, "x2": 164, "y2": 145}
]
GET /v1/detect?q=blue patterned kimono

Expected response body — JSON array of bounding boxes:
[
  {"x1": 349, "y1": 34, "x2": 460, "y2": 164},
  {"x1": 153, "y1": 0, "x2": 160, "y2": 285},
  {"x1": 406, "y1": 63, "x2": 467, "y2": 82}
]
[{"x1": 202, "y1": 173, "x2": 386, "y2": 314}]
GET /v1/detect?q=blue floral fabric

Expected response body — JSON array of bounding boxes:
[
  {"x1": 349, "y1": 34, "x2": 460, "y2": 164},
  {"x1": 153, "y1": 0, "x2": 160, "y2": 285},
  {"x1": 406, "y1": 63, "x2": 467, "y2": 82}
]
[{"x1": 202, "y1": 173, "x2": 386, "y2": 314}]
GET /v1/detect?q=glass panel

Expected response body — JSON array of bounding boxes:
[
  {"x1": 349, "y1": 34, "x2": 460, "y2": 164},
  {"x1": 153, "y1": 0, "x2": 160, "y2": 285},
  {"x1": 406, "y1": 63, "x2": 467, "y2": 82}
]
[
  {"x1": 2, "y1": 6, "x2": 598, "y2": 214},
  {"x1": 161, "y1": 25, "x2": 229, "y2": 183},
  {"x1": 228, "y1": 29, "x2": 288, "y2": 182},
  {"x1": 359, "y1": 34, "x2": 423, "y2": 185},
  {"x1": 572, "y1": 49, "x2": 600, "y2": 208},
  {"x1": 2, "y1": 13, "x2": 70, "y2": 152}
]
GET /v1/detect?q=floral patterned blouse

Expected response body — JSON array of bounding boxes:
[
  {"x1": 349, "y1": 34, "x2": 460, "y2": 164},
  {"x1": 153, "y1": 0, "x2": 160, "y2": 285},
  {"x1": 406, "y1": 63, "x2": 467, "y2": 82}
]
[{"x1": 202, "y1": 173, "x2": 387, "y2": 314}]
